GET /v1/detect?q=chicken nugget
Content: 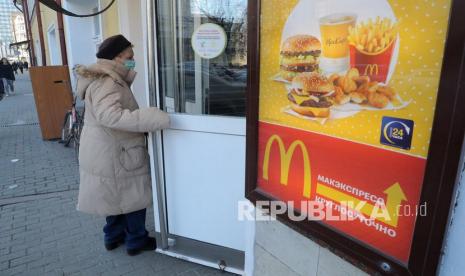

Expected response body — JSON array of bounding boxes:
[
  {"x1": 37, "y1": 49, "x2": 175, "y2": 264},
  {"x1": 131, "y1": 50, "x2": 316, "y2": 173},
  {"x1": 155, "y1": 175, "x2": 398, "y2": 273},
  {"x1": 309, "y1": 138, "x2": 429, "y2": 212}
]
[
  {"x1": 333, "y1": 88, "x2": 350, "y2": 104},
  {"x1": 368, "y1": 92, "x2": 389, "y2": 108},
  {"x1": 377, "y1": 85, "x2": 396, "y2": 100},
  {"x1": 368, "y1": 81, "x2": 379, "y2": 93},
  {"x1": 335, "y1": 76, "x2": 345, "y2": 88},
  {"x1": 357, "y1": 83, "x2": 369, "y2": 95},
  {"x1": 349, "y1": 92, "x2": 367, "y2": 104},
  {"x1": 354, "y1": 76, "x2": 370, "y2": 87},
  {"x1": 329, "y1": 74, "x2": 340, "y2": 86},
  {"x1": 343, "y1": 77, "x2": 357, "y2": 93},
  {"x1": 346, "y1": 68, "x2": 360, "y2": 80},
  {"x1": 334, "y1": 86, "x2": 344, "y2": 96}
]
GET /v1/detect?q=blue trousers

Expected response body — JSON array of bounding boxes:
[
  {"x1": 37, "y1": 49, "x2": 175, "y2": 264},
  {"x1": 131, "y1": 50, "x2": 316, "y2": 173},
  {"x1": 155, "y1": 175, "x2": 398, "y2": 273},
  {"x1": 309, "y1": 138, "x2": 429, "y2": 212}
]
[
  {"x1": 103, "y1": 208, "x2": 148, "y2": 250},
  {"x1": 1, "y1": 78, "x2": 14, "y2": 95}
]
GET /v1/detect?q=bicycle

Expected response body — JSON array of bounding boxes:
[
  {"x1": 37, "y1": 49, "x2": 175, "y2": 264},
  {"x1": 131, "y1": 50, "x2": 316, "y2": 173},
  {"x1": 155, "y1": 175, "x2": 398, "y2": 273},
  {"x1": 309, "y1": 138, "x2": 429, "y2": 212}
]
[{"x1": 61, "y1": 96, "x2": 84, "y2": 159}]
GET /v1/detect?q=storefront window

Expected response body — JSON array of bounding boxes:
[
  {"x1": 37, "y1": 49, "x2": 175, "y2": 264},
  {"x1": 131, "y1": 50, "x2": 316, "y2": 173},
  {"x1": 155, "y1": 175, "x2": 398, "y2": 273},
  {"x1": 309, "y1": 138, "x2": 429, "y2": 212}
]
[
  {"x1": 245, "y1": 0, "x2": 464, "y2": 274},
  {"x1": 156, "y1": 0, "x2": 247, "y2": 117}
]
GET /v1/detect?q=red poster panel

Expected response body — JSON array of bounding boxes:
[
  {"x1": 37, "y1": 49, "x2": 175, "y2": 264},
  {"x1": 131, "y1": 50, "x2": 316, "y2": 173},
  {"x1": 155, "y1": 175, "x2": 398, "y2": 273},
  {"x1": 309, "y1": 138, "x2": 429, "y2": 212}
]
[
  {"x1": 253, "y1": 0, "x2": 452, "y2": 264},
  {"x1": 257, "y1": 122, "x2": 426, "y2": 262}
]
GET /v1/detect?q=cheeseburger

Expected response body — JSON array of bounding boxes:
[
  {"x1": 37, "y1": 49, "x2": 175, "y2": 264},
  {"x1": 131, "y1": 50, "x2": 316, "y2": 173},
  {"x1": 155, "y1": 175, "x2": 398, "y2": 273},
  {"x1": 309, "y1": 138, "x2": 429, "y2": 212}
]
[
  {"x1": 288, "y1": 72, "x2": 334, "y2": 118},
  {"x1": 280, "y1": 35, "x2": 321, "y2": 81}
]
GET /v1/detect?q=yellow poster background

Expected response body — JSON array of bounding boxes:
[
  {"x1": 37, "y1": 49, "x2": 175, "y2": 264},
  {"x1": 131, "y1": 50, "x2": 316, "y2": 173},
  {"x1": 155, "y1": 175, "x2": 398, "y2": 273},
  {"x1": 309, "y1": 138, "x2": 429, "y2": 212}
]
[{"x1": 259, "y1": 0, "x2": 452, "y2": 158}]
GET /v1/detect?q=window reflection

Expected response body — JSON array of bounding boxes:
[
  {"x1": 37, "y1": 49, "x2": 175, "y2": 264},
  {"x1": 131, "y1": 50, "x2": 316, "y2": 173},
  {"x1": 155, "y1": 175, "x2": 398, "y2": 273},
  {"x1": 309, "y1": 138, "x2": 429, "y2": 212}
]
[{"x1": 156, "y1": 0, "x2": 247, "y2": 117}]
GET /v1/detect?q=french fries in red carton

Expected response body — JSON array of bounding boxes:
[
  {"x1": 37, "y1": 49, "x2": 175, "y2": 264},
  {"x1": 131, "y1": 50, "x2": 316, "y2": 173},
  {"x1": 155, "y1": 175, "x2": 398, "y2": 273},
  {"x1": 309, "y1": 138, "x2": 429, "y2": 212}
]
[{"x1": 348, "y1": 17, "x2": 398, "y2": 83}]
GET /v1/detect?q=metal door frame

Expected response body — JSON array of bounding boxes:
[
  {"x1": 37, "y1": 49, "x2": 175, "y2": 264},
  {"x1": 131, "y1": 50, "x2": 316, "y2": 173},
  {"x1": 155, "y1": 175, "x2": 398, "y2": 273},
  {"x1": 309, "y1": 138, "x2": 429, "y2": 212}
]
[{"x1": 145, "y1": 0, "x2": 245, "y2": 273}]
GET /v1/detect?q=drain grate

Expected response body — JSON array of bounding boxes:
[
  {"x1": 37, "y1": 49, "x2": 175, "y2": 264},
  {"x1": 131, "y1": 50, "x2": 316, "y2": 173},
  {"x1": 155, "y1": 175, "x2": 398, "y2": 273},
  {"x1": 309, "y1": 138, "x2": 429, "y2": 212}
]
[{"x1": 0, "y1": 122, "x2": 40, "y2": 128}]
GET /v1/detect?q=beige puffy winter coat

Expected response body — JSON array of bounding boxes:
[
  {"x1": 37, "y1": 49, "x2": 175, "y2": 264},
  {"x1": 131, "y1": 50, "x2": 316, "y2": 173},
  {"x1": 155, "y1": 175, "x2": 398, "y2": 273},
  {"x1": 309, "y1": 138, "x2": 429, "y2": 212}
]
[{"x1": 75, "y1": 59, "x2": 169, "y2": 216}]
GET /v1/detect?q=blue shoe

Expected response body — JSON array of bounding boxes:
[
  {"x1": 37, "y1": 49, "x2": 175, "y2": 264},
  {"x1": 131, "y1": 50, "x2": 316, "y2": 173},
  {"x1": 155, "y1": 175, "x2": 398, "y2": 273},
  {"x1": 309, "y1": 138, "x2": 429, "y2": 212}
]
[
  {"x1": 105, "y1": 237, "x2": 125, "y2": 251},
  {"x1": 127, "y1": 237, "x2": 157, "y2": 256}
]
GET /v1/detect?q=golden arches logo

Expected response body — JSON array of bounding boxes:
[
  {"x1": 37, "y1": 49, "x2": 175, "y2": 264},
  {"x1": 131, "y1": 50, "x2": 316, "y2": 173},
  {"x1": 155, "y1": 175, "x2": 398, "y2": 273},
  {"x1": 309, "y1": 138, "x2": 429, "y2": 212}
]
[
  {"x1": 364, "y1": 64, "x2": 379, "y2": 76},
  {"x1": 262, "y1": 135, "x2": 311, "y2": 198}
]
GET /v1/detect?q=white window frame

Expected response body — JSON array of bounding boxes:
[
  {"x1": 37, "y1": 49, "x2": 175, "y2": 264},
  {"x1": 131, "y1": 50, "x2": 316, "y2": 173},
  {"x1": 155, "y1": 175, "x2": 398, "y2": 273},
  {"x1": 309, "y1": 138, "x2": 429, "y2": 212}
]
[
  {"x1": 46, "y1": 23, "x2": 61, "y2": 65},
  {"x1": 92, "y1": 0, "x2": 103, "y2": 44}
]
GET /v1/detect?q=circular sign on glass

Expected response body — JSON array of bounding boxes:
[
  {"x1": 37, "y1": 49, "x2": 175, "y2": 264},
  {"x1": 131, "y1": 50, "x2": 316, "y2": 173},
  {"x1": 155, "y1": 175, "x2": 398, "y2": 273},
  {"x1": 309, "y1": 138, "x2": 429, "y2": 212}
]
[{"x1": 191, "y1": 23, "x2": 227, "y2": 59}]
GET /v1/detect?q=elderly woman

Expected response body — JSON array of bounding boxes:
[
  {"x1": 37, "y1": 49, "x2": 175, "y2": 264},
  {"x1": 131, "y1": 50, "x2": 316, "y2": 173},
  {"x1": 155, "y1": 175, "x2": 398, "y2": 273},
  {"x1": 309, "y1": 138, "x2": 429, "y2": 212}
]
[{"x1": 75, "y1": 35, "x2": 169, "y2": 256}]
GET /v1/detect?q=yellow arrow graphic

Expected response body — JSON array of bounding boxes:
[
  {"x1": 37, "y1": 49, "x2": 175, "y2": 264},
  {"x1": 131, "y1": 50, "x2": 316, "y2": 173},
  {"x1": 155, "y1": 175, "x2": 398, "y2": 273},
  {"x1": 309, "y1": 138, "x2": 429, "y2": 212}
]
[
  {"x1": 316, "y1": 182, "x2": 407, "y2": 228},
  {"x1": 383, "y1": 182, "x2": 407, "y2": 228}
]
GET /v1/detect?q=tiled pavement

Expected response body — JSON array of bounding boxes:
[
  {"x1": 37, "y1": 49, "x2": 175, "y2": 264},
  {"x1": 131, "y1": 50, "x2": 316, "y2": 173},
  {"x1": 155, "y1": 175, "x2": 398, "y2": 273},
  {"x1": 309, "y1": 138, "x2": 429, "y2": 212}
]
[{"x1": 0, "y1": 72, "x2": 232, "y2": 275}]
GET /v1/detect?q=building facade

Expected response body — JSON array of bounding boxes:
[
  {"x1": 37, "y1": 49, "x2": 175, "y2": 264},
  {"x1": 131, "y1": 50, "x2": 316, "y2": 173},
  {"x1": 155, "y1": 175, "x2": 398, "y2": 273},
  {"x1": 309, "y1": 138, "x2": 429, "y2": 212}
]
[
  {"x1": 0, "y1": 0, "x2": 17, "y2": 58},
  {"x1": 10, "y1": 11, "x2": 28, "y2": 61},
  {"x1": 11, "y1": 12, "x2": 26, "y2": 42}
]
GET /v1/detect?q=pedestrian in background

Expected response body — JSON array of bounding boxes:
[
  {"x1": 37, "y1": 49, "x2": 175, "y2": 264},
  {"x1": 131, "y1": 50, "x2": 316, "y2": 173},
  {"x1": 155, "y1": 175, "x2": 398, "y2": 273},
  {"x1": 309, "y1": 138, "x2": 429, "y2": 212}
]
[
  {"x1": 24, "y1": 61, "x2": 29, "y2": 71},
  {"x1": 0, "y1": 58, "x2": 15, "y2": 97},
  {"x1": 12, "y1": 62, "x2": 18, "y2": 75},
  {"x1": 0, "y1": 74, "x2": 4, "y2": 101},
  {"x1": 18, "y1": 61, "x2": 24, "y2": 74},
  {"x1": 75, "y1": 34, "x2": 170, "y2": 256}
]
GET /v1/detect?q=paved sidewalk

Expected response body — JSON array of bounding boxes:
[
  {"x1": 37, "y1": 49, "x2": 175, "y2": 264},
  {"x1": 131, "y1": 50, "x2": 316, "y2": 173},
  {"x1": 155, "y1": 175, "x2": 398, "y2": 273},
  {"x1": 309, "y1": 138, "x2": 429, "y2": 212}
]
[{"x1": 0, "y1": 72, "x2": 230, "y2": 275}]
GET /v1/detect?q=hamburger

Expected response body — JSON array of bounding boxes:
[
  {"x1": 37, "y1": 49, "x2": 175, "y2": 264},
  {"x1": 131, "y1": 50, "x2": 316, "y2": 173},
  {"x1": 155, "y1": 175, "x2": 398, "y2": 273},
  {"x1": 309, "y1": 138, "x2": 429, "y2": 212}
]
[
  {"x1": 288, "y1": 72, "x2": 334, "y2": 118},
  {"x1": 280, "y1": 35, "x2": 321, "y2": 81}
]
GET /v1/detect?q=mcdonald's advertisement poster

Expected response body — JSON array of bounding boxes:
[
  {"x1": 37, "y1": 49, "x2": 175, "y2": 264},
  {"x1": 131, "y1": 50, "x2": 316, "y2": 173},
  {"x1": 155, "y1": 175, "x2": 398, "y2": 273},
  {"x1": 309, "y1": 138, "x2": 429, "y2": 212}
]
[{"x1": 256, "y1": 0, "x2": 451, "y2": 263}]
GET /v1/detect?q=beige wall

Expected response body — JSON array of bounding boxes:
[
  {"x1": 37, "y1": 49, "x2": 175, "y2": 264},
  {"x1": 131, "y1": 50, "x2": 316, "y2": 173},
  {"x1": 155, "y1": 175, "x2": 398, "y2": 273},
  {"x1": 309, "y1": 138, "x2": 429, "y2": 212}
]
[
  {"x1": 116, "y1": 0, "x2": 147, "y2": 107},
  {"x1": 39, "y1": 3, "x2": 59, "y2": 66},
  {"x1": 254, "y1": 210, "x2": 369, "y2": 276},
  {"x1": 101, "y1": 0, "x2": 120, "y2": 39},
  {"x1": 29, "y1": 11, "x2": 41, "y2": 66}
]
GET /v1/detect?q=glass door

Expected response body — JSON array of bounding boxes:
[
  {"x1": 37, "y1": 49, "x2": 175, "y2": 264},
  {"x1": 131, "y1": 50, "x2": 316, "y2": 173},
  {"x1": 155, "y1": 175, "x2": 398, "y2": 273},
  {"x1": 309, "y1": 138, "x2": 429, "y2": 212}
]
[
  {"x1": 157, "y1": 0, "x2": 247, "y2": 116},
  {"x1": 151, "y1": 0, "x2": 248, "y2": 273}
]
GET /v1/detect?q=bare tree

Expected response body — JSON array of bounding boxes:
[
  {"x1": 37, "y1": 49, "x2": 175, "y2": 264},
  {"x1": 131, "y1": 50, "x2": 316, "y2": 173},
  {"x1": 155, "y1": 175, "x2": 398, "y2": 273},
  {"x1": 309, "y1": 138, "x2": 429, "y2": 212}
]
[{"x1": 194, "y1": 0, "x2": 247, "y2": 66}]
